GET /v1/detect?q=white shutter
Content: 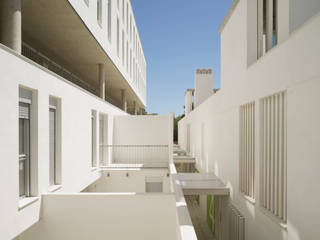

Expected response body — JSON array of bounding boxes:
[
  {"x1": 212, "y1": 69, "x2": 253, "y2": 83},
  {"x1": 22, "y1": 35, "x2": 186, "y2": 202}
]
[{"x1": 19, "y1": 102, "x2": 30, "y2": 119}]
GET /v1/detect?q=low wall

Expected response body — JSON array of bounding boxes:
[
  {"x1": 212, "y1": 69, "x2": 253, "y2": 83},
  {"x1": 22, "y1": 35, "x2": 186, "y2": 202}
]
[
  {"x1": 84, "y1": 169, "x2": 172, "y2": 193},
  {"x1": 20, "y1": 193, "x2": 178, "y2": 240}
]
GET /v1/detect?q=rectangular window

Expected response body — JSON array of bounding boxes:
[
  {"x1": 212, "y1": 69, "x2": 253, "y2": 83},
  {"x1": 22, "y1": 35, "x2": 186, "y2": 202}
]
[
  {"x1": 126, "y1": 41, "x2": 129, "y2": 71},
  {"x1": 257, "y1": 0, "x2": 277, "y2": 58},
  {"x1": 19, "y1": 102, "x2": 30, "y2": 197},
  {"x1": 117, "y1": 18, "x2": 120, "y2": 56},
  {"x1": 130, "y1": 49, "x2": 132, "y2": 77},
  {"x1": 99, "y1": 114, "x2": 108, "y2": 166},
  {"x1": 260, "y1": 91, "x2": 287, "y2": 222},
  {"x1": 122, "y1": 0, "x2": 125, "y2": 22},
  {"x1": 107, "y1": 0, "x2": 112, "y2": 42},
  {"x1": 122, "y1": 30, "x2": 125, "y2": 65},
  {"x1": 91, "y1": 111, "x2": 97, "y2": 168},
  {"x1": 97, "y1": 0, "x2": 102, "y2": 27},
  {"x1": 117, "y1": 0, "x2": 119, "y2": 10},
  {"x1": 126, "y1": 3, "x2": 129, "y2": 33},
  {"x1": 49, "y1": 97, "x2": 61, "y2": 186},
  {"x1": 19, "y1": 88, "x2": 33, "y2": 198},
  {"x1": 130, "y1": 15, "x2": 132, "y2": 42},
  {"x1": 239, "y1": 102, "x2": 255, "y2": 199}
]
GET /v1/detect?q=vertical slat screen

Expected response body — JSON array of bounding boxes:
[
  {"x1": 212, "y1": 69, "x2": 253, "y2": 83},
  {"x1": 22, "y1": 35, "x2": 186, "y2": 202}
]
[
  {"x1": 229, "y1": 204, "x2": 245, "y2": 240},
  {"x1": 239, "y1": 102, "x2": 255, "y2": 198},
  {"x1": 260, "y1": 91, "x2": 287, "y2": 222}
]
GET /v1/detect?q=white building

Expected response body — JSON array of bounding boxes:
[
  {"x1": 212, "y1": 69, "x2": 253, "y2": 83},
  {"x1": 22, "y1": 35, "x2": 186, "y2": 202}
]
[
  {"x1": 0, "y1": 0, "x2": 199, "y2": 239},
  {"x1": 1, "y1": 0, "x2": 320, "y2": 240},
  {"x1": 179, "y1": 0, "x2": 320, "y2": 240}
]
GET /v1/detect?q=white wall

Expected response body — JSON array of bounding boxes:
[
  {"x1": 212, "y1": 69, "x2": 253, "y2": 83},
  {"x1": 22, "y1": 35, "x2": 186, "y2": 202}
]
[
  {"x1": 112, "y1": 114, "x2": 173, "y2": 165},
  {"x1": 84, "y1": 169, "x2": 172, "y2": 193},
  {"x1": 19, "y1": 193, "x2": 178, "y2": 240},
  {"x1": 290, "y1": 0, "x2": 320, "y2": 33},
  {"x1": 113, "y1": 115, "x2": 171, "y2": 145},
  {"x1": 67, "y1": 0, "x2": 147, "y2": 104},
  {"x1": 179, "y1": 4, "x2": 320, "y2": 240},
  {"x1": 0, "y1": 45, "x2": 127, "y2": 239}
]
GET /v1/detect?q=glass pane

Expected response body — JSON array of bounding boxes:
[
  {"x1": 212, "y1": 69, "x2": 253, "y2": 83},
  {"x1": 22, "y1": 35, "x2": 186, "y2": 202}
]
[
  {"x1": 49, "y1": 109, "x2": 56, "y2": 185},
  {"x1": 19, "y1": 159, "x2": 25, "y2": 196},
  {"x1": 19, "y1": 119, "x2": 24, "y2": 154}
]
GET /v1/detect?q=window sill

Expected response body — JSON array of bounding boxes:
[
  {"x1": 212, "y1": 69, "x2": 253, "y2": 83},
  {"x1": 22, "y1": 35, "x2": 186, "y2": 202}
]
[
  {"x1": 241, "y1": 193, "x2": 256, "y2": 205},
  {"x1": 259, "y1": 206, "x2": 287, "y2": 230},
  {"x1": 48, "y1": 185, "x2": 62, "y2": 193},
  {"x1": 18, "y1": 197, "x2": 40, "y2": 211}
]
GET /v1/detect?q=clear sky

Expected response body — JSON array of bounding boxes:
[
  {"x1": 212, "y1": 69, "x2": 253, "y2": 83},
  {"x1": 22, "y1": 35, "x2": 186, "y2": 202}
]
[{"x1": 131, "y1": 0, "x2": 234, "y2": 116}]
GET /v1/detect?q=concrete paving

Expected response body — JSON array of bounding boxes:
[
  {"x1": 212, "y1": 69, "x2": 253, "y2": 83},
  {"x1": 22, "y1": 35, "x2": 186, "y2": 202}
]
[{"x1": 185, "y1": 196, "x2": 215, "y2": 240}]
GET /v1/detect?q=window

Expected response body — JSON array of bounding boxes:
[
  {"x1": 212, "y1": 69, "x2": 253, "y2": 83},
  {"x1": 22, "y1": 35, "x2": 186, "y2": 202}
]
[
  {"x1": 130, "y1": 49, "x2": 132, "y2": 77},
  {"x1": 126, "y1": 3, "x2": 129, "y2": 33},
  {"x1": 19, "y1": 87, "x2": 35, "y2": 198},
  {"x1": 117, "y1": 18, "x2": 120, "y2": 56},
  {"x1": 19, "y1": 102, "x2": 30, "y2": 197},
  {"x1": 122, "y1": 0, "x2": 125, "y2": 22},
  {"x1": 97, "y1": 0, "x2": 102, "y2": 27},
  {"x1": 258, "y1": 0, "x2": 278, "y2": 58},
  {"x1": 117, "y1": 0, "x2": 119, "y2": 10},
  {"x1": 126, "y1": 41, "x2": 128, "y2": 71},
  {"x1": 122, "y1": 30, "x2": 125, "y2": 65},
  {"x1": 49, "y1": 97, "x2": 61, "y2": 186},
  {"x1": 260, "y1": 91, "x2": 287, "y2": 222},
  {"x1": 239, "y1": 102, "x2": 255, "y2": 199},
  {"x1": 130, "y1": 15, "x2": 132, "y2": 42},
  {"x1": 91, "y1": 111, "x2": 97, "y2": 168},
  {"x1": 99, "y1": 114, "x2": 108, "y2": 166},
  {"x1": 84, "y1": 0, "x2": 89, "y2": 7},
  {"x1": 107, "y1": 0, "x2": 112, "y2": 42}
]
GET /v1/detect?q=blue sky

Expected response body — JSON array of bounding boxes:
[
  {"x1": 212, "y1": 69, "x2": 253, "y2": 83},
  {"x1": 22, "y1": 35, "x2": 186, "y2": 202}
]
[{"x1": 131, "y1": 0, "x2": 233, "y2": 116}]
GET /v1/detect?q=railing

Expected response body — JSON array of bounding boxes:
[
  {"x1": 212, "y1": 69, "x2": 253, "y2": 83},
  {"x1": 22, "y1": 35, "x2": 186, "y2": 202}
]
[
  {"x1": 22, "y1": 42, "x2": 98, "y2": 95},
  {"x1": 100, "y1": 145, "x2": 169, "y2": 167}
]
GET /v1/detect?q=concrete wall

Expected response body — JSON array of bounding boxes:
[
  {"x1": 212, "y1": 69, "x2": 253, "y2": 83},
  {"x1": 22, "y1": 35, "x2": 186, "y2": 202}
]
[
  {"x1": 179, "y1": 4, "x2": 320, "y2": 240},
  {"x1": 19, "y1": 193, "x2": 178, "y2": 240},
  {"x1": 113, "y1": 115, "x2": 171, "y2": 145},
  {"x1": 290, "y1": 0, "x2": 320, "y2": 33},
  {"x1": 0, "y1": 44, "x2": 127, "y2": 239},
  {"x1": 112, "y1": 114, "x2": 173, "y2": 164},
  {"x1": 84, "y1": 169, "x2": 172, "y2": 193},
  {"x1": 67, "y1": 0, "x2": 147, "y2": 104}
]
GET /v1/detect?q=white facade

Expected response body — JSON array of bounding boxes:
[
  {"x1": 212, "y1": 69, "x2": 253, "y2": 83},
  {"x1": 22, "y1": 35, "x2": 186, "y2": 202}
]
[
  {"x1": 179, "y1": 1, "x2": 320, "y2": 240},
  {"x1": 67, "y1": 0, "x2": 147, "y2": 105}
]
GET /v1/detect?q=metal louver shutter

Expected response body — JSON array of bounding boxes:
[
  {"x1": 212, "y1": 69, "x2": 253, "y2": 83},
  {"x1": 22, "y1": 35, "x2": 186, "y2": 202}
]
[{"x1": 19, "y1": 102, "x2": 30, "y2": 119}]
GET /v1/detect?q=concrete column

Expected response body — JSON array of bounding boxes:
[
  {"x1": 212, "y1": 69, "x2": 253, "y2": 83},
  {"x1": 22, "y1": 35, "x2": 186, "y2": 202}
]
[
  {"x1": 133, "y1": 101, "x2": 138, "y2": 115},
  {"x1": 121, "y1": 89, "x2": 127, "y2": 112},
  {"x1": 0, "y1": 0, "x2": 22, "y2": 53},
  {"x1": 99, "y1": 64, "x2": 105, "y2": 100}
]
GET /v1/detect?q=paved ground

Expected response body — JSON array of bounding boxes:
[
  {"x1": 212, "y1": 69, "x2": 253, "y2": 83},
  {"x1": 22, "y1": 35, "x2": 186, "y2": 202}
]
[{"x1": 186, "y1": 196, "x2": 215, "y2": 240}]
